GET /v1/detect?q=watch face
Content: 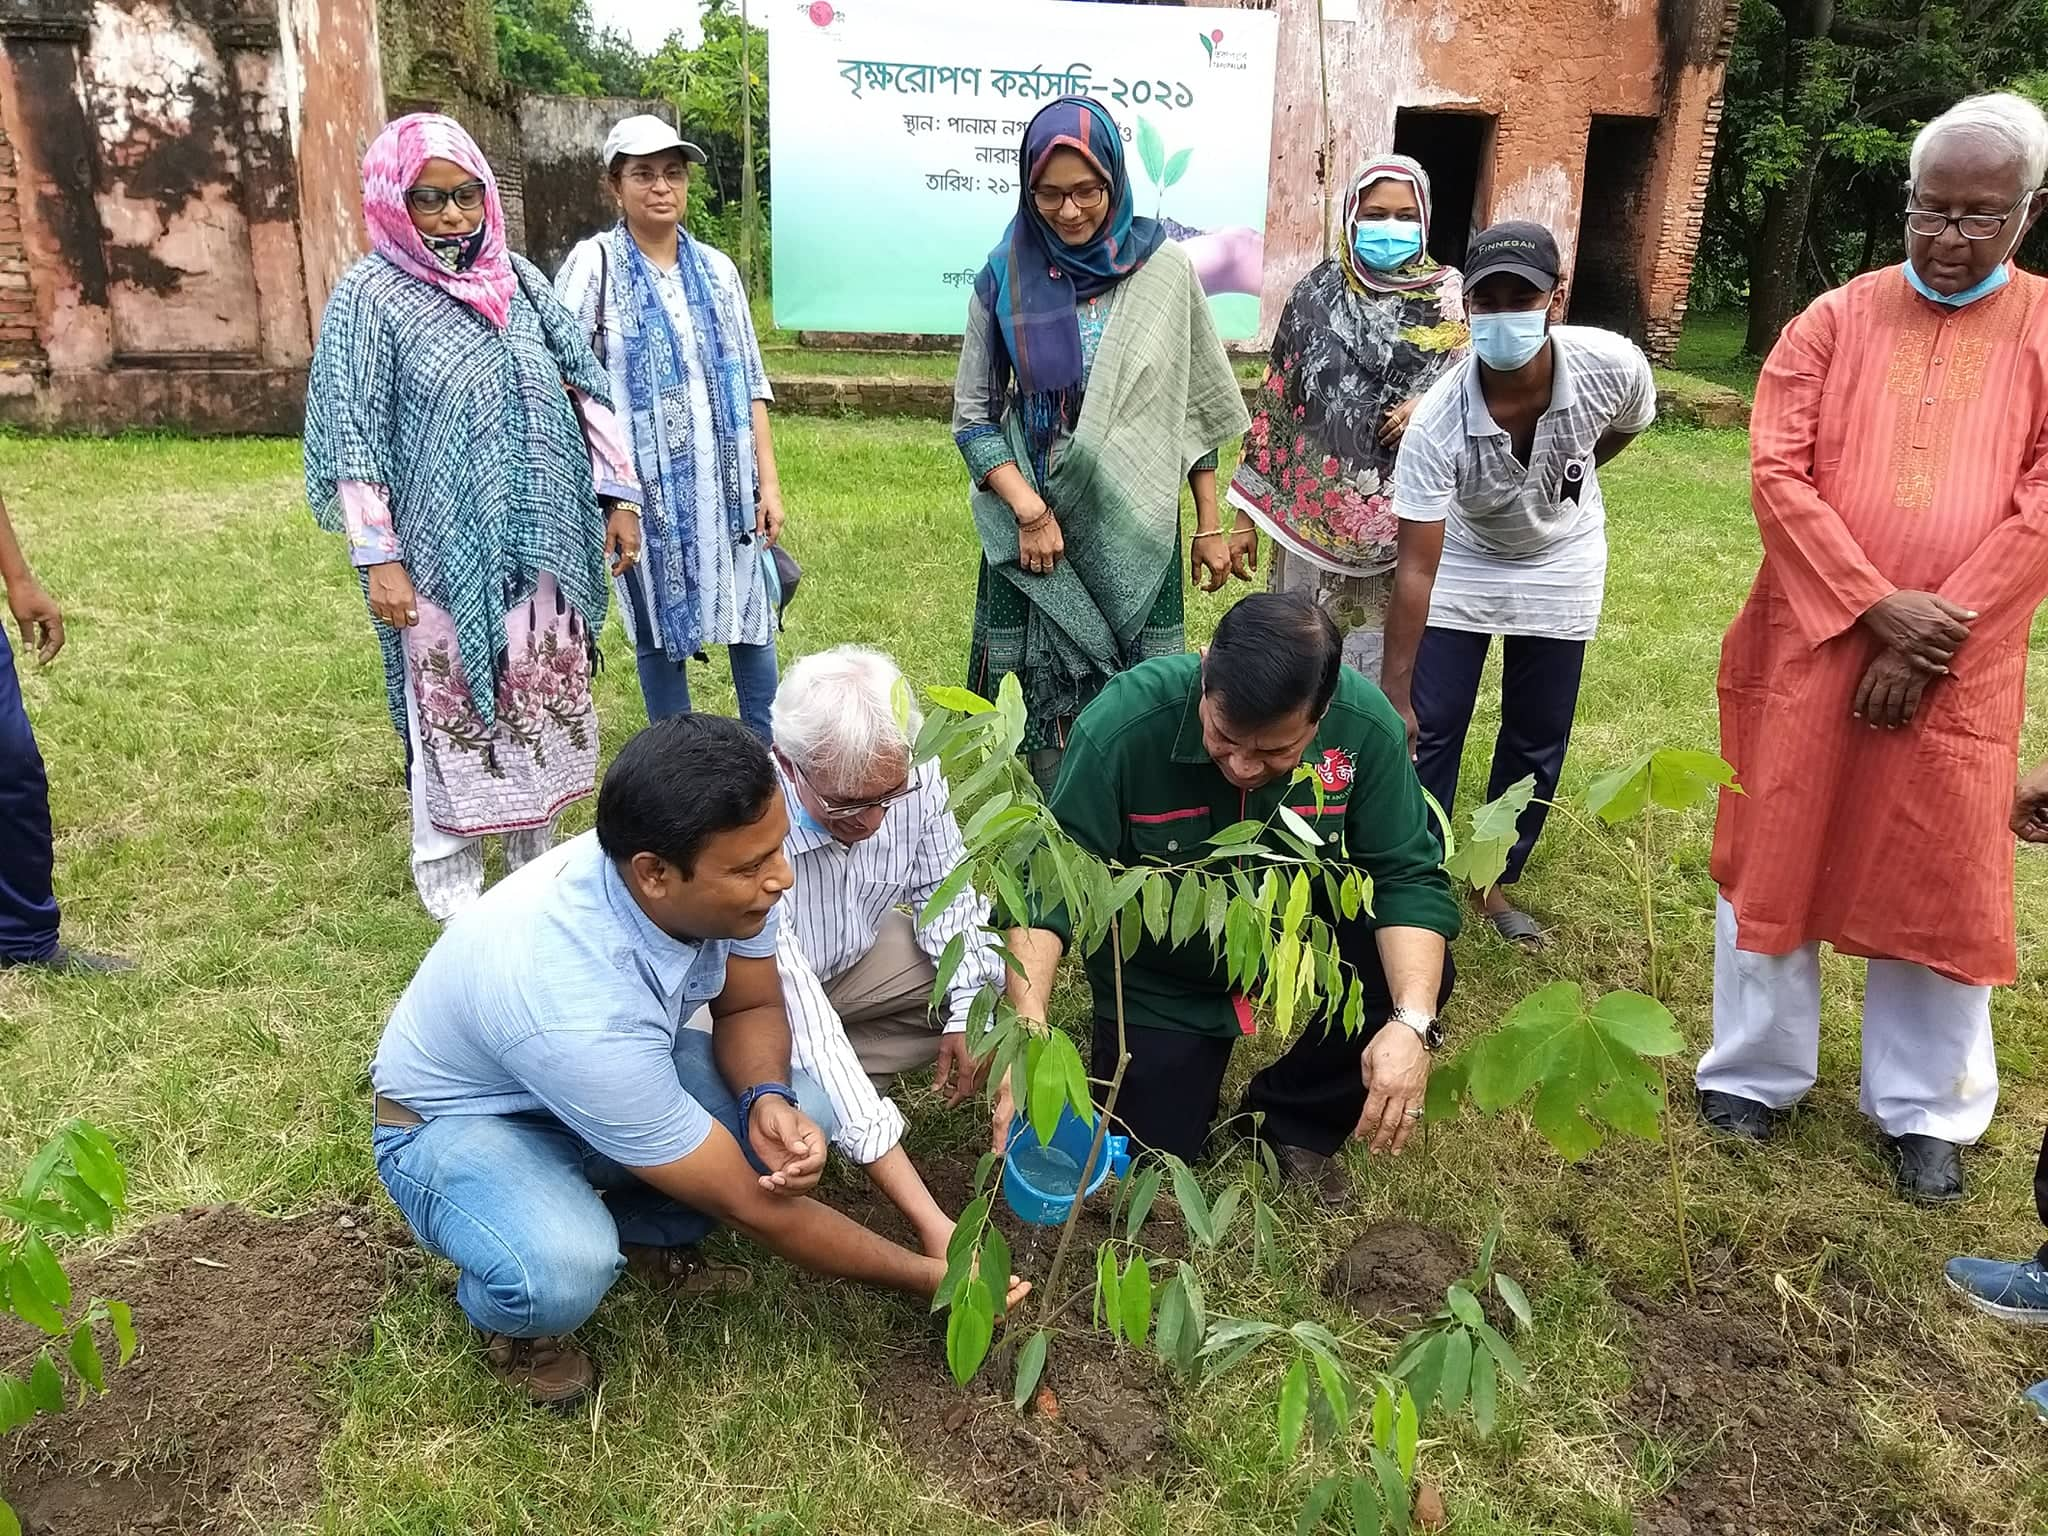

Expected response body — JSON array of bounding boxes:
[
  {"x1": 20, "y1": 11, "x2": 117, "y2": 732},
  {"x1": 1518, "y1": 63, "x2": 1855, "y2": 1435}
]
[{"x1": 1423, "y1": 1020, "x2": 1445, "y2": 1050}]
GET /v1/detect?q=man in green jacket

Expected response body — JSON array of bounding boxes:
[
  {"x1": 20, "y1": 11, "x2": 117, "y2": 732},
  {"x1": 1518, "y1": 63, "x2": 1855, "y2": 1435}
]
[{"x1": 995, "y1": 592, "x2": 1460, "y2": 1201}]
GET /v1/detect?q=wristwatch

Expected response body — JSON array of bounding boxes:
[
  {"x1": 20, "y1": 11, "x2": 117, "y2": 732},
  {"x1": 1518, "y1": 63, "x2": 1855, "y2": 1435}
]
[
  {"x1": 737, "y1": 1081, "x2": 800, "y2": 1133},
  {"x1": 1388, "y1": 1005, "x2": 1444, "y2": 1051}
]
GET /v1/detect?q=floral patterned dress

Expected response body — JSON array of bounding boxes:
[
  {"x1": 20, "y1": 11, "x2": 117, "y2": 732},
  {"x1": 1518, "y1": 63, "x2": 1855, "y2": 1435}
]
[{"x1": 1227, "y1": 259, "x2": 1466, "y2": 680}]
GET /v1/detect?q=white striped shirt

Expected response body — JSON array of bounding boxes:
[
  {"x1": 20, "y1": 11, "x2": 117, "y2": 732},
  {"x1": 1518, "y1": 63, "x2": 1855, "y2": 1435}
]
[
  {"x1": 1392, "y1": 325, "x2": 1656, "y2": 640},
  {"x1": 773, "y1": 760, "x2": 1003, "y2": 1165}
]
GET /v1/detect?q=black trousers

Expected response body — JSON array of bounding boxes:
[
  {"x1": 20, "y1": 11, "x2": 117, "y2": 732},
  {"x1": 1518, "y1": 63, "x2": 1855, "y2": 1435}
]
[
  {"x1": 1087, "y1": 916, "x2": 1457, "y2": 1162},
  {"x1": 2035, "y1": 1126, "x2": 2048, "y2": 1266},
  {"x1": 1411, "y1": 626, "x2": 1586, "y2": 886}
]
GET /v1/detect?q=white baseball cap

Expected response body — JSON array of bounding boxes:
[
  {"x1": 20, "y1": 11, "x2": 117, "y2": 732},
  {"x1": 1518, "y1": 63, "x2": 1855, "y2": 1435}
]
[{"x1": 603, "y1": 114, "x2": 707, "y2": 168}]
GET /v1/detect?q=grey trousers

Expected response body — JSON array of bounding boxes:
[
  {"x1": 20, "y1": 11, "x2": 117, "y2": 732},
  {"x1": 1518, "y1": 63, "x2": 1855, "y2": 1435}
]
[{"x1": 827, "y1": 910, "x2": 943, "y2": 1091}]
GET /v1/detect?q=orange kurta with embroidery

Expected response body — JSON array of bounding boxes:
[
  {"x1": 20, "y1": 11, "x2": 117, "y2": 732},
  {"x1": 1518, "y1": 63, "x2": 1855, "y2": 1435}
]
[{"x1": 1713, "y1": 265, "x2": 2048, "y2": 986}]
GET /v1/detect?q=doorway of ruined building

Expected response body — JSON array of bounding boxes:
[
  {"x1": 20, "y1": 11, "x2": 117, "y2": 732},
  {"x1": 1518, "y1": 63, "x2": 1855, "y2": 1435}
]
[
  {"x1": 1390, "y1": 108, "x2": 1495, "y2": 270},
  {"x1": 1566, "y1": 114, "x2": 1657, "y2": 339}
]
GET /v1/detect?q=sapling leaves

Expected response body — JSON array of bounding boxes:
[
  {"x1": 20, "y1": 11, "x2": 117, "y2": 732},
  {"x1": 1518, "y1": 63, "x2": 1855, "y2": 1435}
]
[
  {"x1": 946, "y1": 1276, "x2": 995, "y2": 1386},
  {"x1": 1583, "y1": 747, "x2": 1740, "y2": 824},
  {"x1": 1442, "y1": 776, "x2": 1534, "y2": 892},
  {"x1": 1464, "y1": 982, "x2": 1682, "y2": 1159},
  {"x1": 1012, "y1": 1328, "x2": 1050, "y2": 1410},
  {"x1": 1277, "y1": 1356, "x2": 1310, "y2": 1458}
]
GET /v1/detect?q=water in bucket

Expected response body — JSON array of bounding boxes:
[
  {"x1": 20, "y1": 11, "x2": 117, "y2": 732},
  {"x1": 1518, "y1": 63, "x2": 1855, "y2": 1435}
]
[{"x1": 1008, "y1": 1141, "x2": 1083, "y2": 1200}]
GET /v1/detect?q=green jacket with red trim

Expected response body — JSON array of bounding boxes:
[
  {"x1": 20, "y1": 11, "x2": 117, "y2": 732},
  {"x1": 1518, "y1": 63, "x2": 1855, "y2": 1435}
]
[{"x1": 1038, "y1": 652, "x2": 1460, "y2": 1038}]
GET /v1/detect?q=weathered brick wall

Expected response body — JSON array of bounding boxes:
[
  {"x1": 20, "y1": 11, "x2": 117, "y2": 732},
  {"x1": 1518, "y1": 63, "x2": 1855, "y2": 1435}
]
[
  {"x1": 518, "y1": 95, "x2": 675, "y2": 275},
  {"x1": 0, "y1": 114, "x2": 38, "y2": 369},
  {"x1": 1640, "y1": 0, "x2": 1741, "y2": 361}
]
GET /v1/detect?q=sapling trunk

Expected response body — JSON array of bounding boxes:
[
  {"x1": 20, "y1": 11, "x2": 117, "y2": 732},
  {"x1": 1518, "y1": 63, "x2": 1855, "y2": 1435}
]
[
  {"x1": 1031, "y1": 918, "x2": 1132, "y2": 1337},
  {"x1": 1639, "y1": 804, "x2": 1696, "y2": 1298}
]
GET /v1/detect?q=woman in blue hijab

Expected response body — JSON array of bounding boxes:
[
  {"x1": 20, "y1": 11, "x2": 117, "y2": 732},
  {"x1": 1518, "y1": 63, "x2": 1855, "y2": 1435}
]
[{"x1": 953, "y1": 97, "x2": 1251, "y2": 788}]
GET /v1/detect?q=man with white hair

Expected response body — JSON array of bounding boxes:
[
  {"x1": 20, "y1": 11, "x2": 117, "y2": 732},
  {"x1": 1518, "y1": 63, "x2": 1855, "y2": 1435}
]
[
  {"x1": 1699, "y1": 92, "x2": 2048, "y2": 1202},
  {"x1": 769, "y1": 645, "x2": 1008, "y2": 1257}
]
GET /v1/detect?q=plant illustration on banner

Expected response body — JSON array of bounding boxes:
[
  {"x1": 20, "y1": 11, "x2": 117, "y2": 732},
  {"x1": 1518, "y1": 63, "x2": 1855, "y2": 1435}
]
[
  {"x1": 1134, "y1": 115, "x2": 1195, "y2": 219},
  {"x1": 908, "y1": 676, "x2": 1537, "y2": 1530}
]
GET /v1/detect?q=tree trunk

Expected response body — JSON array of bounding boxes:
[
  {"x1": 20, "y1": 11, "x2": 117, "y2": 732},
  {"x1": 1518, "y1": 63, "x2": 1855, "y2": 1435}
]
[{"x1": 1743, "y1": 0, "x2": 1835, "y2": 357}]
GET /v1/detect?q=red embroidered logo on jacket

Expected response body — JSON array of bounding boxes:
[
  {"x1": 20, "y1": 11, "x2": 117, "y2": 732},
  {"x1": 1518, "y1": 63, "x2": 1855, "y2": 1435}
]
[{"x1": 1313, "y1": 748, "x2": 1355, "y2": 793}]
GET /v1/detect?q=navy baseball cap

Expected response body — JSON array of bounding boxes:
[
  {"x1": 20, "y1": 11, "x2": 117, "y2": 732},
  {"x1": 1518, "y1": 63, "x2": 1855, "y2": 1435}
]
[{"x1": 1463, "y1": 221, "x2": 1561, "y2": 290}]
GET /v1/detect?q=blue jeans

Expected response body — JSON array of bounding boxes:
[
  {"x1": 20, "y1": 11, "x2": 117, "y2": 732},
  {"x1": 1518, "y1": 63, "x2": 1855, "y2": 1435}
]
[
  {"x1": 372, "y1": 1031, "x2": 837, "y2": 1338},
  {"x1": 0, "y1": 626, "x2": 59, "y2": 963},
  {"x1": 634, "y1": 640, "x2": 779, "y2": 741}
]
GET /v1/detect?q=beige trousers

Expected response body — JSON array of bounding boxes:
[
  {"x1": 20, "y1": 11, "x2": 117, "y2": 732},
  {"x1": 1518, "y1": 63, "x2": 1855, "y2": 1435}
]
[{"x1": 827, "y1": 910, "x2": 942, "y2": 1091}]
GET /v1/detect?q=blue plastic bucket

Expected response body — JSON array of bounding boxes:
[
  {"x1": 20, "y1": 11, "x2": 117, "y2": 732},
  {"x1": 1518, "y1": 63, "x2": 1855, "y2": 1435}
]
[{"x1": 1001, "y1": 1105, "x2": 1131, "y2": 1226}]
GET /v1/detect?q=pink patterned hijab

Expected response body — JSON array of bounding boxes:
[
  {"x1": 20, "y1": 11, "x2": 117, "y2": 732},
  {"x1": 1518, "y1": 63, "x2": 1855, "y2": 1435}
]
[{"x1": 360, "y1": 113, "x2": 517, "y2": 328}]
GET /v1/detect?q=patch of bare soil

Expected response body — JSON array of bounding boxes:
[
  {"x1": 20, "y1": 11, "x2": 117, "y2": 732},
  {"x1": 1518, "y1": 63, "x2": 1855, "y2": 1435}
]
[
  {"x1": 840, "y1": 1156, "x2": 1181, "y2": 1522},
  {"x1": 1617, "y1": 1273, "x2": 1935, "y2": 1536},
  {"x1": 1, "y1": 1203, "x2": 404, "y2": 1535},
  {"x1": 864, "y1": 1328, "x2": 1175, "y2": 1525},
  {"x1": 1325, "y1": 1220, "x2": 1470, "y2": 1325}
]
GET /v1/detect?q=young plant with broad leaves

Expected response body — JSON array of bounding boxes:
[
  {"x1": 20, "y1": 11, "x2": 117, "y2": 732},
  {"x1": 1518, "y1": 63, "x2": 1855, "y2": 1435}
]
[
  {"x1": 1425, "y1": 748, "x2": 1741, "y2": 1294},
  {"x1": 0, "y1": 1120, "x2": 136, "y2": 1536},
  {"x1": 908, "y1": 677, "x2": 1526, "y2": 1532}
]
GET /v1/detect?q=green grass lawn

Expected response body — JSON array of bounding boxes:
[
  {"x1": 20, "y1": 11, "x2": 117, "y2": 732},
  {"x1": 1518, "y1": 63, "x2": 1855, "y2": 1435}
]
[
  {"x1": 2, "y1": 420, "x2": 2046, "y2": 1533},
  {"x1": 1668, "y1": 311, "x2": 1763, "y2": 398}
]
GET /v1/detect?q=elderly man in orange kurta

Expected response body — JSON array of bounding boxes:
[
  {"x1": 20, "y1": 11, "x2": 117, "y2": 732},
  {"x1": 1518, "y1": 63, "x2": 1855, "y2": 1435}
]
[{"x1": 1700, "y1": 92, "x2": 2048, "y2": 1204}]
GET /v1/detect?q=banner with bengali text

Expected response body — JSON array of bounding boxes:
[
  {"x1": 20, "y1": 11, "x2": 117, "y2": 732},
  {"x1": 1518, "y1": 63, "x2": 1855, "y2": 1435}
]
[{"x1": 768, "y1": 0, "x2": 1279, "y2": 339}]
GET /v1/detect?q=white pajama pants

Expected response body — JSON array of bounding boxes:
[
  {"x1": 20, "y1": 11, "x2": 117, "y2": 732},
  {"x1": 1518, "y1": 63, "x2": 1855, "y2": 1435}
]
[
  {"x1": 404, "y1": 696, "x2": 554, "y2": 923},
  {"x1": 1697, "y1": 895, "x2": 1998, "y2": 1142}
]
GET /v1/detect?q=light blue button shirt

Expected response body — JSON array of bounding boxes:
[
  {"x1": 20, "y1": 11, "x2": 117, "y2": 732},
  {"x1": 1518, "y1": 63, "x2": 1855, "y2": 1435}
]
[{"x1": 371, "y1": 830, "x2": 781, "y2": 1167}]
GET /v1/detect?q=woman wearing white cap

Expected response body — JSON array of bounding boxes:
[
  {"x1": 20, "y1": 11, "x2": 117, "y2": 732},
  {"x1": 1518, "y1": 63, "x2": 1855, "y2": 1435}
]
[{"x1": 556, "y1": 114, "x2": 786, "y2": 738}]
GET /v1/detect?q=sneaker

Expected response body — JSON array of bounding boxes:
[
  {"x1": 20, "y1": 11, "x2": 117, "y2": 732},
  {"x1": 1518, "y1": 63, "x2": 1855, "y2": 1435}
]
[
  {"x1": 1273, "y1": 1144, "x2": 1349, "y2": 1211},
  {"x1": 1943, "y1": 1256, "x2": 2048, "y2": 1325},
  {"x1": 0, "y1": 944, "x2": 133, "y2": 975},
  {"x1": 1888, "y1": 1133, "x2": 1965, "y2": 1204},
  {"x1": 621, "y1": 1242, "x2": 752, "y2": 1295},
  {"x1": 1698, "y1": 1089, "x2": 1775, "y2": 1141},
  {"x1": 482, "y1": 1332, "x2": 595, "y2": 1407}
]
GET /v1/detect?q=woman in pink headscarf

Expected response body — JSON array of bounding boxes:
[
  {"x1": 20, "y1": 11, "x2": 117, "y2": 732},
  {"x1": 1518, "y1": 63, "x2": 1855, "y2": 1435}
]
[{"x1": 305, "y1": 113, "x2": 642, "y2": 921}]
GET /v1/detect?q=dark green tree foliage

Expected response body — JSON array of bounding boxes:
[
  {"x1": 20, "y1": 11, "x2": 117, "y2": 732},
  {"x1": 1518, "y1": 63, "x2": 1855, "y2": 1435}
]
[
  {"x1": 1694, "y1": 0, "x2": 2048, "y2": 355},
  {"x1": 640, "y1": 1, "x2": 770, "y2": 260},
  {"x1": 493, "y1": 0, "x2": 644, "y2": 98}
]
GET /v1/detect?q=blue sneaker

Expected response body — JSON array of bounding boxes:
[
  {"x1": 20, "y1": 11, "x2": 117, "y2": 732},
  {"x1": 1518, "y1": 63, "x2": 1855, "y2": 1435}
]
[
  {"x1": 2025, "y1": 1381, "x2": 2048, "y2": 1420},
  {"x1": 1944, "y1": 1256, "x2": 2048, "y2": 1324}
]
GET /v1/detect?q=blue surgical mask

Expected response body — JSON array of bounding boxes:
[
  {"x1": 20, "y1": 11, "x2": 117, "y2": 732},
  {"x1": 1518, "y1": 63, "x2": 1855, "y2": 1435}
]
[
  {"x1": 789, "y1": 797, "x2": 830, "y2": 841},
  {"x1": 1352, "y1": 219, "x2": 1424, "y2": 272},
  {"x1": 1469, "y1": 309, "x2": 1549, "y2": 371},
  {"x1": 1904, "y1": 255, "x2": 2011, "y2": 308}
]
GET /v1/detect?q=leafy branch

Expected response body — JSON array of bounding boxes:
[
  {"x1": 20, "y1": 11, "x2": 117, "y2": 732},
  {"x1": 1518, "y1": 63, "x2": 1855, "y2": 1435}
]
[
  {"x1": 1428, "y1": 747, "x2": 1743, "y2": 1296},
  {"x1": 1, "y1": 1120, "x2": 137, "y2": 1536}
]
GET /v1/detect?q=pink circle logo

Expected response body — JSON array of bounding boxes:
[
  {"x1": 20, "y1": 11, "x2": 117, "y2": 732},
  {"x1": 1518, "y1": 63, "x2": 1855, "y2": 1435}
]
[
  {"x1": 1210, "y1": 28, "x2": 1224, "y2": 42},
  {"x1": 808, "y1": 2, "x2": 836, "y2": 25}
]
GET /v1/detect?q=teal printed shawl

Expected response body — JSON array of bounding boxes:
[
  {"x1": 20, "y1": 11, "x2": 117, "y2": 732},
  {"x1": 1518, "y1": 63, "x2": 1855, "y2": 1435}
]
[{"x1": 305, "y1": 253, "x2": 614, "y2": 733}]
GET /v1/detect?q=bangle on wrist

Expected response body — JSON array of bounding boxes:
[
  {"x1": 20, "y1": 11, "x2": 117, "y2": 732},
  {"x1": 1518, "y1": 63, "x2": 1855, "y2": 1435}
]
[
  {"x1": 1191, "y1": 530, "x2": 1227, "y2": 543},
  {"x1": 1016, "y1": 507, "x2": 1052, "y2": 533}
]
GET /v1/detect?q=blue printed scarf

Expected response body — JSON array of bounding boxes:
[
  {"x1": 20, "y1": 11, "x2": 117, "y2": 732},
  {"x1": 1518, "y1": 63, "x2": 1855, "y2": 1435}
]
[{"x1": 617, "y1": 226, "x2": 752, "y2": 660}]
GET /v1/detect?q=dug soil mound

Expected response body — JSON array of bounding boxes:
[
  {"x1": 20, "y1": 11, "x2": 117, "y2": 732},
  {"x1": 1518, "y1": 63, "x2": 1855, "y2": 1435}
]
[
  {"x1": 1326, "y1": 1220, "x2": 1470, "y2": 1324},
  {"x1": 864, "y1": 1330, "x2": 1174, "y2": 1525},
  {"x1": 1619, "y1": 1276, "x2": 1919, "y2": 1536},
  {"x1": 1, "y1": 1203, "x2": 403, "y2": 1535}
]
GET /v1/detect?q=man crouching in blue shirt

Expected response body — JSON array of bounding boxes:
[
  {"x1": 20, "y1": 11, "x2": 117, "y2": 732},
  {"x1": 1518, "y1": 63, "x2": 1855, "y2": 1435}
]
[{"x1": 369, "y1": 714, "x2": 1026, "y2": 1404}]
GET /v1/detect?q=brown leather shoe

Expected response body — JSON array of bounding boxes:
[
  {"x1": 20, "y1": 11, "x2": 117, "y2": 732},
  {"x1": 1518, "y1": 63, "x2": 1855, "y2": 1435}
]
[
  {"x1": 621, "y1": 1243, "x2": 753, "y2": 1295},
  {"x1": 1274, "y1": 1144, "x2": 1350, "y2": 1210},
  {"x1": 482, "y1": 1332, "x2": 595, "y2": 1407}
]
